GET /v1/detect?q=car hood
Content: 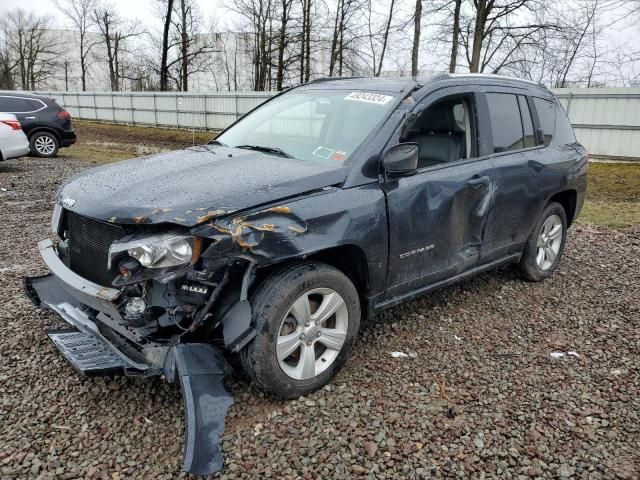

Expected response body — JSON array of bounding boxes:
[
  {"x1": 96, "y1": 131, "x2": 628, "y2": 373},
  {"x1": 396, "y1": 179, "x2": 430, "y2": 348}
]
[{"x1": 57, "y1": 145, "x2": 348, "y2": 227}]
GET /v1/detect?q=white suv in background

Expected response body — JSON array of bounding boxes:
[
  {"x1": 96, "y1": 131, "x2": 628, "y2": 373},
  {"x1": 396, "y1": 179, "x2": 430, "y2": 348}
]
[{"x1": 0, "y1": 113, "x2": 29, "y2": 161}]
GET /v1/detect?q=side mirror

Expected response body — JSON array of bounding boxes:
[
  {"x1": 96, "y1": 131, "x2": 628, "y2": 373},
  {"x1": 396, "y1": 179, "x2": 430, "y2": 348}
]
[{"x1": 383, "y1": 143, "x2": 419, "y2": 174}]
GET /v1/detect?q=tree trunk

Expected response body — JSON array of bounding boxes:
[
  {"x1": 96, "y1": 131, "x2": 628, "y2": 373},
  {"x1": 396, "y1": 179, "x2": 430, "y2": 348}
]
[
  {"x1": 80, "y1": 31, "x2": 87, "y2": 91},
  {"x1": 304, "y1": 0, "x2": 311, "y2": 81},
  {"x1": 113, "y1": 35, "x2": 120, "y2": 91},
  {"x1": 18, "y1": 30, "x2": 27, "y2": 90},
  {"x1": 329, "y1": 0, "x2": 342, "y2": 76},
  {"x1": 470, "y1": 0, "x2": 487, "y2": 73},
  {"x1": 411, "y1": 0, "x2": 421, "y2": 78},
  {"x1": 180, "y1": 0, "x2": 189, "y2": 91},
  {"x1": 376, "y1": 0, "x2": 395, "y2": 77},
  {"x1": 160, "y1": 0, "x2": 174, "y2": 91},
  {"x1": 276, "y1": 0, "x2": 288, "y2": 90},
  {"x1": 300, "y1": 0, "x2": 307, "y2": 84},
  {"x1": 449, "y1": 0, "x2": 461, "y2": 73}
]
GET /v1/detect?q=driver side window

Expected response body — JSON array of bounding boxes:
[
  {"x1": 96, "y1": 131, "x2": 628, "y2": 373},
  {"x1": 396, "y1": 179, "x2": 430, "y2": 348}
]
[{"x1": 401, "y1": 95, "x2": 476, "y2": 169}]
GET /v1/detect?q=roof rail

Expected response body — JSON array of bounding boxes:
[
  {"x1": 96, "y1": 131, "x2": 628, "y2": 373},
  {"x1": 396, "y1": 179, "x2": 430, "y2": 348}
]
[{"x1": 438, "y1": 73, "x2": 548, "y2": 89}]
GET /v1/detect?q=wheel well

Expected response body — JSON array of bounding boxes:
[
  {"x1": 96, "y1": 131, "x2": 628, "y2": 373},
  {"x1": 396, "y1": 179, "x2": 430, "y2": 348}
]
[
  {"x1": 306, "y1": 245, "x2": 370, "y2": 295},
  {"x1": 28, "y1": 128, "x2": 61, "y2": 143},
  {"x1": 549, "y1": 190, "x2": 577, "y2": 226},
  {"x1": 254, "y1": 245, "x2": 370, "y2": 313}
]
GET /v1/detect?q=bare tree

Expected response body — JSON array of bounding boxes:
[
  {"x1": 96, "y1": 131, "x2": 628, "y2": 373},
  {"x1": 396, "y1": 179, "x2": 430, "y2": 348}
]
[
  {"x1": 0, "y1": 45, "x2": 15, "y2": 90},
  {"x1": 56, "y1": 0, "x2": 100, "y2": 91},
  {"x1": 94, "y1": 4, "x2": 144, "y2": 91},
  {"x1": 1, "y1": 9, "x2": 61, "y2": 90},
  {"x1": 365, "y1": 0, "x2": 397, "y2": 76}
]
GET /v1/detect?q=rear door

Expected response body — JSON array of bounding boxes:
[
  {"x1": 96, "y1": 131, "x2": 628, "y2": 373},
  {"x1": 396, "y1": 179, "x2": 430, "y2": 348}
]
[
  {"x1": 479, "y1": 89, "x2": 547, "y2": 263},
  {"x1": 0, "y1": 96, "x2": 43, "y2": 135},
  {"x1": 381, "y1": 86, "x2": 496, "y2": 299}
]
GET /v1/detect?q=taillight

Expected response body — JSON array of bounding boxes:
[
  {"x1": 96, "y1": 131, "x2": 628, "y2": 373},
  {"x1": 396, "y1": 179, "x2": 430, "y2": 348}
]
[
  {"x1": 57, "y1": 110, "x2": 71, "y2": 120},
  {"x1": 1, "y1": 120, "x2": 21, "y2": 130}
]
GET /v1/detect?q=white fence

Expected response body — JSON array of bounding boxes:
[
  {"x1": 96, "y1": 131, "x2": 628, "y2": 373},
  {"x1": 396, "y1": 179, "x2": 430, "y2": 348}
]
[
  {"x1": 37, "y1": 91, "x2": 275, "y2": 131},
  {"x1": 36, "y1": 87, "x2": 640, "y2": 159},
  {"x1": 554, "y1": 88, "x2": 640, "y2": 159}
]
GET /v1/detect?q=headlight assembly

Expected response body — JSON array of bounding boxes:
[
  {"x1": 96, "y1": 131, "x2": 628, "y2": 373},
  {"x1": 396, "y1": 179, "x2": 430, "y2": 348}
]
[{"x1": 109, "y1": 233, "x2": 201, "y2": 269}]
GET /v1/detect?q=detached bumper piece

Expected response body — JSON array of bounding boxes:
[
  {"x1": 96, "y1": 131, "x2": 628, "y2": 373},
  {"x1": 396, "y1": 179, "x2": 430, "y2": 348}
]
[{"x1": 24, "y1": 273, "x2": 234, "y2": 476}]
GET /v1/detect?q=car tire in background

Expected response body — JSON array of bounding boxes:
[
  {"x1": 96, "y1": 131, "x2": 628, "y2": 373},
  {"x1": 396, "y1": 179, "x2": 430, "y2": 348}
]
[
  {"x1": 30, "y1": 131, "x2": 60, "y2": 157},
  {"x1": 241, "y1": 262, "x2": 361, "y2": 399},
  {"x1": 519, "y1": 201, "x2": 568, "y2": 282}
]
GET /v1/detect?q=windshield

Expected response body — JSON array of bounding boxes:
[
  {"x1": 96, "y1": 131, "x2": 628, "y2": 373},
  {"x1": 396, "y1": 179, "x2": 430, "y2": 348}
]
[{"x1": 215, "y1": 89, "x2": 398, "y2": 164}]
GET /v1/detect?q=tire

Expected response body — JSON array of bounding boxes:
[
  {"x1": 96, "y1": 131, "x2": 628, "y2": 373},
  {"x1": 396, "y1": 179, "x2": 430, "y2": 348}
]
[
  {"x1": 518, "y1": 202, "x2": 567, "y2": 282},
  {"x1": 241, "y1": 262, "x2": 361, "y2": 399},
  {"x1": 30, "y1": 132, "x2": 59, "y2": 157}
]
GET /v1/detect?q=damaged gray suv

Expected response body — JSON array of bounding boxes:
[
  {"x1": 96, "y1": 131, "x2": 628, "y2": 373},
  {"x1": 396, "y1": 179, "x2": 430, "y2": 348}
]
[{"x1": 25, "y1": 74, "x2": 587, "y2": 475}]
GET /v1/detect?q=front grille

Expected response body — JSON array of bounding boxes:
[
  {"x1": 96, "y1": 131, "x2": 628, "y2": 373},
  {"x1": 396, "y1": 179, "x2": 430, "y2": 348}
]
[{"x1": 64, "y1": 210, "x2": 127, "y2": 287}]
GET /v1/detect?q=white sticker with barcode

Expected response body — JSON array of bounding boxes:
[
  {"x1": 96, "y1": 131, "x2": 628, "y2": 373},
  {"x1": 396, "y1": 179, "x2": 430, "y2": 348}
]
[{"x1": 344, "y1": 92, "x2": 394, "y2": 105}]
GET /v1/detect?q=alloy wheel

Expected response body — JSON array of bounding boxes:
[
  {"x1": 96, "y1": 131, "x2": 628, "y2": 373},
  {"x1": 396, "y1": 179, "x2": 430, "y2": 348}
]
[
  {"x1": 276, "y1": 288, "x2": 349, "y2": 381},
  {"x1": 34, "y1": 135, "x2": 56, "y2": 156},
  {"x1": 536, "y1": 214, "x2": 563, "y2": 270}
]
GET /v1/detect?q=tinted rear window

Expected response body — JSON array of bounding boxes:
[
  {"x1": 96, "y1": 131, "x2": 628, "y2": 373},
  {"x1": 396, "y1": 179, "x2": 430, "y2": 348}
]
[
  {"x1": 486, "y1": 93, "x2": 524, "y2": 153},
  {"x1": 533, "y1": 97, "x2": 556, "y2": 146},
  {"x1": 27, "y1": 99, "x2": 44, "y2": 110}
]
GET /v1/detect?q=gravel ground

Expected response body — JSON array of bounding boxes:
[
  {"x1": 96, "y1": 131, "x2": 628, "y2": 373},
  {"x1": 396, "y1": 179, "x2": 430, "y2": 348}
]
[{"x1": 1, "y1": 156, "x2": 639, "y2": 479}]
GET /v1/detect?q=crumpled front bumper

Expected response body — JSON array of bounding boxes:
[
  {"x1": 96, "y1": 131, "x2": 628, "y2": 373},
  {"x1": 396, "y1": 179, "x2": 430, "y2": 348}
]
[{"x1": 23, "y1": 239, "x2": 234, "y2": 476}]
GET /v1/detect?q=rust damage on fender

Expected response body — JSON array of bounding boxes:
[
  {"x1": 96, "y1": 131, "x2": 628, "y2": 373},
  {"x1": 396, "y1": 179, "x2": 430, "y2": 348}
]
[
  {"x1": 197, "y1": 204, "x2": 309, "y2": 261},
  {"x1": 196, "y1": 209, "x2": 227, "y2": 224}
]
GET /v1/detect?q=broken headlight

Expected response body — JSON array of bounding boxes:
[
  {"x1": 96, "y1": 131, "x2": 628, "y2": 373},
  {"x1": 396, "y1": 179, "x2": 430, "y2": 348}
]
[{"x1": 109, "y1": 233, "x2": 200, "y2": 269}]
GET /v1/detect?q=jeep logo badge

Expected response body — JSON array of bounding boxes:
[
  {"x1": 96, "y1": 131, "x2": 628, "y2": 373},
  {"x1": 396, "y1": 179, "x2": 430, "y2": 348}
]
[{"x1": 62, "y1": 196, "x2": 75, "y2": 208}]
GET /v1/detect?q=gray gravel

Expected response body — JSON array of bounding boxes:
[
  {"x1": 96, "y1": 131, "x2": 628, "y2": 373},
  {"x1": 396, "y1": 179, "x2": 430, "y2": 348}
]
[{"x1": 1, "y1": 156, "x2": 639, "y2": 479}]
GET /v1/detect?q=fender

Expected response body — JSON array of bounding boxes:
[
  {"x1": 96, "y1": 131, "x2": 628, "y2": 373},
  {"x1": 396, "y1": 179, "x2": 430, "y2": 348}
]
[{"x1": 194, "y1": 183, "x2": 389, "y2": 296}]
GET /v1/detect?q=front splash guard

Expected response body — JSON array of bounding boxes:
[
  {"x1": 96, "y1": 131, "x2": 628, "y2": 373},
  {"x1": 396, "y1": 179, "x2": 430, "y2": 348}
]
[{"x1": 24, "y1": 274, "x2": 234, "y2": 477}]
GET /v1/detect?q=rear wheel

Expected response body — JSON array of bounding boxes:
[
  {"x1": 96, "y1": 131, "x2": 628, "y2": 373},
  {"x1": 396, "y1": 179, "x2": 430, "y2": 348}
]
[
  {"x1": 30, "y1": 132, "x2": 59, "y2": 157},
  {"x1": 240, "y1": 262, "x2": 361, "y2": 398},
  {"x1": 519, "y1": 202, "x2": 567, "y2": 281}
]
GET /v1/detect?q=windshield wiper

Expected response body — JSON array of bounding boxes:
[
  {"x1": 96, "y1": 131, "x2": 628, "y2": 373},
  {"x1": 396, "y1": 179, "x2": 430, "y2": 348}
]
[{"x1": 235, "y1": 144, "x2": 294, "y2": 158}]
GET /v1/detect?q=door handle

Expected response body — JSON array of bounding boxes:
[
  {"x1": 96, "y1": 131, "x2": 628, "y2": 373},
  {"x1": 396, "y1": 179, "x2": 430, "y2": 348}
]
[
  {"x1": 467, "y1": 176, "x2": 490, "y2": 187},
  {"x1": 25, "y1": 116, "x2": 36, "y2": 119}
]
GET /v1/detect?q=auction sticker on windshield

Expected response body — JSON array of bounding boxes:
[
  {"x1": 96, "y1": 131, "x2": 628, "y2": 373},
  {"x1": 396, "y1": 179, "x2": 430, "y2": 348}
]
[{"x1": 344, "y1": 92, "x2": 394, "y2": 105}]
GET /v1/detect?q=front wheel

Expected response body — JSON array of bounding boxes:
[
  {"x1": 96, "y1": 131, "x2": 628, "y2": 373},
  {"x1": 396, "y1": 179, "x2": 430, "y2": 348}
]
[
  {"x1": 519, "y1": 202, "x2": 567, "y2": 281},
  {"x1": 240, "y1": 262, "x2": 361, "y2": 399}
]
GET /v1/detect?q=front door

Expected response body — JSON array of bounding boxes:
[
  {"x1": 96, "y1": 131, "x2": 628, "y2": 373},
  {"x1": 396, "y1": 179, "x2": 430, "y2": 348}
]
[{"x1": 382, "y1": 89, "x2": 495, "y2": 299}]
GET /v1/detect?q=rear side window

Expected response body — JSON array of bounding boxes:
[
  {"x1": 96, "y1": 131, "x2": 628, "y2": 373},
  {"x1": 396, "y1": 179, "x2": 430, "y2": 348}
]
[
  {"x1": 27, "y1": 99, "x2": 44, "y2": 110},
  {"x1": 533, "y1": 97, "x2": 556, "y2": 146},
  {"x1": 486, "y1": 93, "x2": 524, "y2": 153},
  {"x1": 0, "y1": 96, "x2": 32, "y2": 113},
  {"x1": 518, "y1": 96, "x2": 536, "y2": 148}
]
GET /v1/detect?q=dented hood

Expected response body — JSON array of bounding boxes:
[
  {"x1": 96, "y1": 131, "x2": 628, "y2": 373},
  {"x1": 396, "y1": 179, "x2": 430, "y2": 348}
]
[{"x1": 57, "y1": 145, "x2": 348, "y2": 226}]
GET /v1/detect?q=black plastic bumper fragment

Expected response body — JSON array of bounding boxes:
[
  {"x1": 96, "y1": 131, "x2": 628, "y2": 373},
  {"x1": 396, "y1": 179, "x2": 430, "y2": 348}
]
[
  {"x1": 22, "y1": 275, "x2": 48, "y2": 307},
  {"x1": 168, "y1": 344, "x2": 234, "y2": 476}
]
